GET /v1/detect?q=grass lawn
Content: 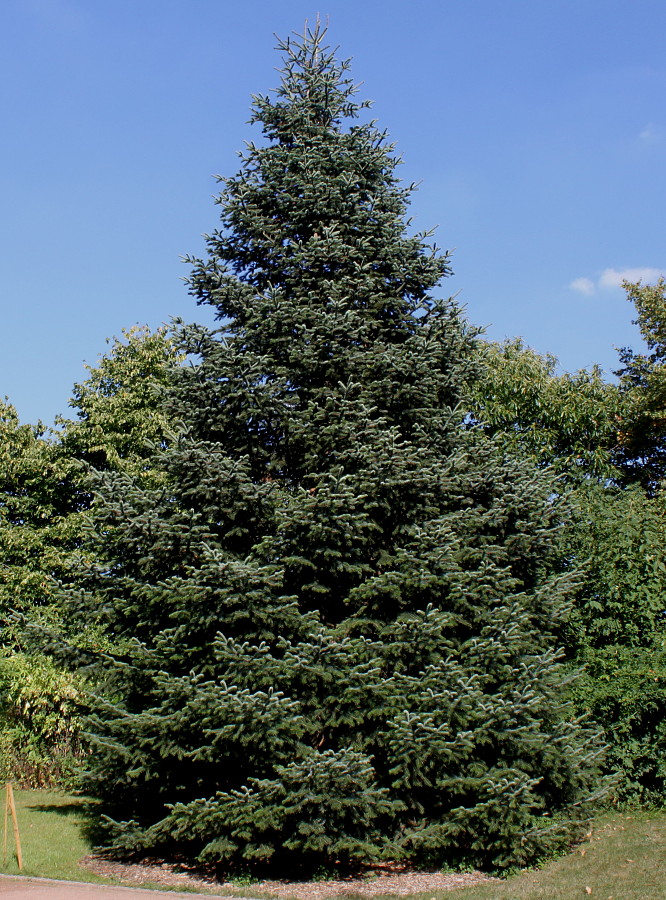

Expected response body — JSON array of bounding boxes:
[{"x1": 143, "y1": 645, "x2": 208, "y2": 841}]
[
  {"x1": 0, "y1": 789, "x2": 106, "y2": 883},
  {"x1": 0, "y1": 789, "x2": 664, "y2": 898},
  {"x1": 409, "y1": 811, "x2": 666, "y2": 900}
]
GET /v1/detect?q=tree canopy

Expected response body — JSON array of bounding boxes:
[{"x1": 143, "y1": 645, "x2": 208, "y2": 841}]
[
  {"x1": 615, "y1": 278, "x2": 666, "y2": 493},
  {"x1": 0, "y1": 326, "x2": 180, "y2": 785},
  {"x1": 468, "y1": 288, "x2": 666, "y2": 807},
  {"x1": 470, "y1": 338, "x2": 621, "y2": 486}
]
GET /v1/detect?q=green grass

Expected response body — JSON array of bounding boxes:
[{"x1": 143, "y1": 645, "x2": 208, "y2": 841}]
[
  {"x1": 0, "y1": 789, "x2": 232, "y2": 894},
  {"x1": 0, "y1": 790, "x2": 664, "y2": 899},
  {"x1": 400, "y1": 811, "x2": 666, "y2": 900},
  {"x1": 0, "y1": 789, "x2": 106, "y2": 883}
]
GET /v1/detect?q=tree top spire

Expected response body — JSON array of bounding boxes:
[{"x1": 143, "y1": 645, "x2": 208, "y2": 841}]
[{"x1": 253, "y1": 20, "x2": 368, "y2": 132}]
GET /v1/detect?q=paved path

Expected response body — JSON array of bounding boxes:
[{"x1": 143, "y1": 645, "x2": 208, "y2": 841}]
[{"x1": 0, "y1": 874, "x2": 237, "y2": 898}]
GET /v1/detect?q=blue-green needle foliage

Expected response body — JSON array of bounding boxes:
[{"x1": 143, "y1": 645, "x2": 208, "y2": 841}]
[{"x1": 63, "y1": 24, "x2": 606, "y2": 874}]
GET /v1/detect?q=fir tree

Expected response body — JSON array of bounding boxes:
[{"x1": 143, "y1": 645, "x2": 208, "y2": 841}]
[{"x1": 62, "y1": 24, "x2": 606, "y2": 873}]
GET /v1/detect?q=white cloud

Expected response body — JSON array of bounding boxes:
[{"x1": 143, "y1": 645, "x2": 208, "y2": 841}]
[
  {"x1": 569, "y1": 267, "x2": 664, "y2": 297},
  {"x1": 599, "y1": 267, "x2": 664, "y2": 289},
  {"x1": 569, "y1": 277, "x2": 596, "y2": 296},
  {"x1": 639, "y1": 123, "x2": 660, "y2": 142}
]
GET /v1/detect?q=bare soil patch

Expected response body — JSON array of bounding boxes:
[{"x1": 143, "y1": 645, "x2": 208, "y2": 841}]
[{"x1": 81, "y1": 856, "x2": 499, "y2": 897}]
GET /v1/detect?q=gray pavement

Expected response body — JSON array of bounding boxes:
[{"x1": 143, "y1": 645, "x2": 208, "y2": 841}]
[{"x1": 0, "y1": 874, "x2": 237, "y2": 898}]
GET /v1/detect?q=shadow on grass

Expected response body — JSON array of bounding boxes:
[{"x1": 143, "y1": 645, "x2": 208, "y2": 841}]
[
  {"x1": 27, "y1": 797, "x2": 107, "y2": 848},
  {"x1": 27, "y1": 802, "x2": 86, "y2": 817}
]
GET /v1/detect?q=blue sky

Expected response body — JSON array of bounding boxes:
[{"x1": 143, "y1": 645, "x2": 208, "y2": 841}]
[{"x1": 2, "y1": 0, "x2": 665, "y2": 426}]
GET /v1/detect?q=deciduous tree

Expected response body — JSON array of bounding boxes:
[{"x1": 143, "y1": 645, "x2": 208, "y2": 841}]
[
  {"x1": 469, "y1": 316, "x2": 666, "y2": 807},
  {"x1": 615, "y1": 278, "x2": 666, "y2": 493},
  {"x1": 0, "y1": 326, "x2": 179, "y2": 784},
  {"x1": 470, "y1": 338, "x2": 621, "y2": 486}
]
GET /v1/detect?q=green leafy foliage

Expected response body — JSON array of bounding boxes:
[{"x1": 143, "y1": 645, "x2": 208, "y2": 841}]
[
  {"x1": 0, "y1": 326, "x2": 180, "y2": 627},
  {"x1": 0, "y1": 400, "x2": 86, "y2": 784},
  {"x1": 59, "y1": 325, "x2": 180, "y2": 483},
  {"x1": 0, "y1": 399, "x2": 82, "y2": 623},
  {"x1": 564, "y1": 485, "x2": 666, "y2": 650},
  {"x1": 571, "y1": 645, "x2": 666, "y2": 806},
  {"x1": 562, "y1": 485, "x2": 666, "y2": 804},
  {"x1": 0, "y1": 327, "x2": 180, "y2": 785},
  {"x1": 470, "y1": 338, "x2": 622, "y2": 486},
  {"x1": 58, "y1": 25, "x2": 608, "y2": 874},
  {"x1": 469, "y1": 324, "x2": 666, "y2": 807},
  {"x1": 615, "y1": 278, "x2": 666, "y2": 493},
  {"x1": 0, "y1": 652, "x2": 83, "y2": 787}
]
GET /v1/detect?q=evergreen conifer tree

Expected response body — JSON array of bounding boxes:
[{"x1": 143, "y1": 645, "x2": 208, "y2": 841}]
[{"x1": 63, "y1": 25, "x2": 606, "y2": 873}]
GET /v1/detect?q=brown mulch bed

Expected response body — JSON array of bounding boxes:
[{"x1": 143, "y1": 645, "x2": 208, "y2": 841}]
[{"x1": 81, "y1": 855, "x2": 499, "y2": 897}]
